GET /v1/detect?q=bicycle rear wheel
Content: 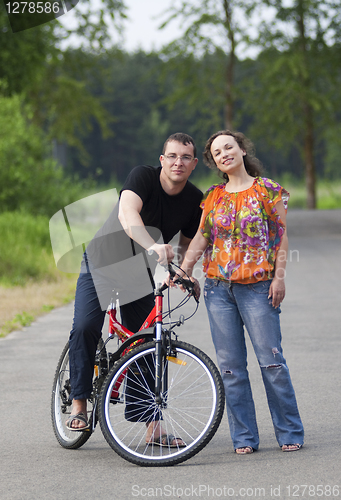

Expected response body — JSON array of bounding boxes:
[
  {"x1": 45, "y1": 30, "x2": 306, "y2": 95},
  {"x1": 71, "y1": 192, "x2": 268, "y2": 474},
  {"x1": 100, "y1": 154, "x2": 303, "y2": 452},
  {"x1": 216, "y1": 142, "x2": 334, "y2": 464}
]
[
  {"x1": 98, "y1": 340, "x2": 224, "y2": 466},
  {"x1": 51, "y1": 342, "x2": 93, "y2": 449}
]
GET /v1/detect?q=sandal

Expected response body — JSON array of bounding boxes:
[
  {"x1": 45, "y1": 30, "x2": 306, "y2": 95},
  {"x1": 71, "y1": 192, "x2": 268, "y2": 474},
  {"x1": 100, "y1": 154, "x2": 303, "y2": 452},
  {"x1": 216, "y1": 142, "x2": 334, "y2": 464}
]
[
  {"x1": 235, "y1": 446, "x2": 254, "y2": 455},
  {"x1": 65, "y1": 412, "x2": 90, "y2": 432},
  {"x1": 282, "y1": 444, "x2": 302, "y2": 452},
  {"x1": 147, "y1": 434, "x2": 186, "y2": 448}
]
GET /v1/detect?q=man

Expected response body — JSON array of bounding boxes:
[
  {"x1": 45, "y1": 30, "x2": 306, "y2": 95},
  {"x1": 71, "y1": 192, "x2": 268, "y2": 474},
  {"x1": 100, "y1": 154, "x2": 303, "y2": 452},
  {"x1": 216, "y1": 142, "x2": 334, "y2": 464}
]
[{"x1": 66, "y1": 133, "x2": 202, "y2": 445}]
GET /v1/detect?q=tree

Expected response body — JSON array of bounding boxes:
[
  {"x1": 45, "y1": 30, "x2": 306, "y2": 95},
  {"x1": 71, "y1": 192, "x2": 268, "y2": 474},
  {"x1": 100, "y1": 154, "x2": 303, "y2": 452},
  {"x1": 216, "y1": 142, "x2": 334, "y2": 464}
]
[
  {"x1": 241, "y1": 0, "x2": 341, "y2": 208},
  {"x1": 0, "y1": 3, "x2": 56, "y2": 96},
  {"x1": 0, "y1": 93, "x2": 84, "y2": 215},
  {"x1": 54, "y1": 0, "x2": 127, "y2": 51},
  {"x1": 158, "y1": 0, "x2": 247, "y2": 130},
  {"x1": 0, "y1": 1, "x2": 127, "y2": 164},
  {"x1": 66, "y1": 50, "x2": 172, "y2": 183}
]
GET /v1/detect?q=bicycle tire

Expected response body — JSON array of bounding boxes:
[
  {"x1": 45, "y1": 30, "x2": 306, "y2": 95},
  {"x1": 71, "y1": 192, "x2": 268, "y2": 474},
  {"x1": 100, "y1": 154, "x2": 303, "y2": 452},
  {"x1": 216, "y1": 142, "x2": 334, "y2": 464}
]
[
  {"x1": 51, "y1": 342, "x2": 93, "y2": 449},
  {"x1": 98, "y1": 340, "x2": 225, "y2": 466}
]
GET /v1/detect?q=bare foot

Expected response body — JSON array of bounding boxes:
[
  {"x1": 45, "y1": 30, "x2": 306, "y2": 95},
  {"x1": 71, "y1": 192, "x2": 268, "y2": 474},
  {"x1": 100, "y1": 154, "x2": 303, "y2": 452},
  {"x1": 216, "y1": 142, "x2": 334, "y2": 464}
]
[
  {"x1": 66, "y1": 399, "x2": 88, "y2": 430},
  {"x1": 145, "y1": 421, "x2": 185, "y2": 447}
]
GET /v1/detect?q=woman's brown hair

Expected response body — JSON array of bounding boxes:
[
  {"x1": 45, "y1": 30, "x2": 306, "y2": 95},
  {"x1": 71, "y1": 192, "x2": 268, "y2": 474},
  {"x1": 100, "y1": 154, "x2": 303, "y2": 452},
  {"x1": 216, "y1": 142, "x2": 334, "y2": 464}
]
[{"x1": 203, "y1": 130, "x2": 263, "y2": 182}]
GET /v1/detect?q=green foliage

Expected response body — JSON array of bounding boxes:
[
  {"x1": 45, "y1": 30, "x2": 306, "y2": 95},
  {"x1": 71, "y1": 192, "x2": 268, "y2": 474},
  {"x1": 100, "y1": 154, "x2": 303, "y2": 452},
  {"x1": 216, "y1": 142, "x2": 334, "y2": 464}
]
[
  {"x1": 34, "y1": 71, "x2": 113, "y2": 164},
  {"x1": 1, "y1": 0, "x2": 340, "y2": 213},
  {"x1": 0, "y1": 3, "x2": 56, "y2": 96},
  {"x1": 0, "y1": 1, "x2": 126, "y2": 165},
  {"x1": 158, "y1": 50, "x2": 227, "y2": 138},
  {"x1": 237, "y1": 0, "x2": 341, "y2": 208},
  {"x1": 323, "y1": 125, "x2": 341, "y2": 180},
  {"x1": 66, "y1": 50, "x2": 177, "y2": 183},
  {"x1": 61, "y1": 45, "x2": 340, "y2": 185},
  {"x1": 241, "y1": 43, "x2": 340, "y2": 153},
  {"x1": 64, "y1": 49, "x2": 252, "y2": 182},
  {"x1": 0, "y1": 211, "x2": 57, "y2": 285},
  {"x1": 0, "y1": 93, "x2": 86, "y2": 216},
  {"x1": 55, "y1": 0, "x2": 127, "y2": 51},
  {"x1": 158, "y1": 0, "x2": 241, "y2": 130},
  {"x1": 158, "y1": 0, "x2": 239, "y2": 56}
]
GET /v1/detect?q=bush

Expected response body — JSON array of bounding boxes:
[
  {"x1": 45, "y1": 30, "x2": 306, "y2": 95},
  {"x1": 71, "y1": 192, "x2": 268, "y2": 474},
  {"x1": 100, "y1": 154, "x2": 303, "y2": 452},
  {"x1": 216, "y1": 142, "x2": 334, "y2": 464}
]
[{"x1": 0, "y1": 92, "x2": 86, "y2": 216}]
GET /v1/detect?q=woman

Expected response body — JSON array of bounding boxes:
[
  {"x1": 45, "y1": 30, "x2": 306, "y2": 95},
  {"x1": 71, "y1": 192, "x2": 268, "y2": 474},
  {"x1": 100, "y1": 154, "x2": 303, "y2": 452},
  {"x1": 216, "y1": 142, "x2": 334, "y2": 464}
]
[{"x1": 178, "y1": 130, "x2": 304, "y2": 454}]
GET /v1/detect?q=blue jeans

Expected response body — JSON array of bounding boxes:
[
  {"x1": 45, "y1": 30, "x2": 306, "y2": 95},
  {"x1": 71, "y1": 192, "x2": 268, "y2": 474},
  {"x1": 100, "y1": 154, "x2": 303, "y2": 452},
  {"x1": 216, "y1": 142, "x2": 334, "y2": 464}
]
[
  {"x1": 204, "y1": 278, "x2": 304, "y2": 450},
  {"x1": 69, "y1": 271, "x2": 154, "y2": 405}
]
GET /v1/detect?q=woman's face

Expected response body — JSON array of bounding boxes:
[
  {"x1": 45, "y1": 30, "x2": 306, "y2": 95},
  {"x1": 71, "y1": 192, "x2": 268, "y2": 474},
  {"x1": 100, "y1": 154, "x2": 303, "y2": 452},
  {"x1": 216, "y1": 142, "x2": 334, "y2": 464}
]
[{"x1": 210, "y1": 134, "x2": 246, "y2": 175}]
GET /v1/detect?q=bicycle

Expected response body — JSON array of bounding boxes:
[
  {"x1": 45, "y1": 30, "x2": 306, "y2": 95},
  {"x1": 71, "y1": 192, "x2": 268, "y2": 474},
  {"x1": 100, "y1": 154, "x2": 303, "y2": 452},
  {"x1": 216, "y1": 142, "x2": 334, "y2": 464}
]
[{"x1": 51, "y1": 262, "x2": 225, "y2": 466}]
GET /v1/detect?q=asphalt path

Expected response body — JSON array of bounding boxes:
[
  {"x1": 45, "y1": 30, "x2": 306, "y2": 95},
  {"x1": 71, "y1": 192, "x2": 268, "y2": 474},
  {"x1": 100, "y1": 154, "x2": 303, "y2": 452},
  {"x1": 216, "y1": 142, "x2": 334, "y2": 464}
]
[{"x1": 1, "y1": 210, "x2": 341, "y2": 500}]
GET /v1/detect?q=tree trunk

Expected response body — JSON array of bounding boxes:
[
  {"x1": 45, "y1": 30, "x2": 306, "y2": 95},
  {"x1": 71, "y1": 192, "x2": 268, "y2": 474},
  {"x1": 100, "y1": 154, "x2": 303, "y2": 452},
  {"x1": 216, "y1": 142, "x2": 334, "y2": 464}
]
[
  {"x1": 297, "y1": 0, "x2": 317, "y2": 209},
  {"x1": 304, "y1": 104, "x2": 317, "y2": 209},
  {"x1": 223, "y1": 0, "x2": 235, "y2": 130}
]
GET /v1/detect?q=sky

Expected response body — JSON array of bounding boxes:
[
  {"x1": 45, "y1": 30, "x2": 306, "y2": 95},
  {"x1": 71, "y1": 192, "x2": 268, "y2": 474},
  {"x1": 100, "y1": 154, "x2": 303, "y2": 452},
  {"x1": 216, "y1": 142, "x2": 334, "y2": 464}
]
[
  {"x1": 59, "y1": 0, "x2": 184, "y2": 52},
  {"x1": 60, "y1": 0, "x2": 263, "y2": 58},
  {"x1": 122, "y1": 0, "x2": 183, "y2": 52}
]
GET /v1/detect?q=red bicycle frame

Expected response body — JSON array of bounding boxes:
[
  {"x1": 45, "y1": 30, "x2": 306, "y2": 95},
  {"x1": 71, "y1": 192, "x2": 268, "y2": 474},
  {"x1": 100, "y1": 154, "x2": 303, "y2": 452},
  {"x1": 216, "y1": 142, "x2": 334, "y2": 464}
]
[
  {"x1": 107, "y1": 296, "x2": 161, "y2": 340},
  {"x1": 105, "y1": 291, "x2": 163, "y2": 399}
]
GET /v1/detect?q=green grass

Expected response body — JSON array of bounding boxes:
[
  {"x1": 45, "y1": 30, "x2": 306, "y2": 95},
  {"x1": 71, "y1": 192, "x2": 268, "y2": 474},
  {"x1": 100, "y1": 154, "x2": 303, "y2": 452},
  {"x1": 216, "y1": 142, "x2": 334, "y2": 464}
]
[
  {"x1": 192, "y1": 173, "x2": 341, "y2": 209},
  {"x1": 316, "y1": 180, "x2": 341, "y2": 209},
  {"x1": 0, "y1": 211, "x2": 60, "y2": 286},
  {"x1": 1, "y1": 312, "x2": 34, "y2": 337}
]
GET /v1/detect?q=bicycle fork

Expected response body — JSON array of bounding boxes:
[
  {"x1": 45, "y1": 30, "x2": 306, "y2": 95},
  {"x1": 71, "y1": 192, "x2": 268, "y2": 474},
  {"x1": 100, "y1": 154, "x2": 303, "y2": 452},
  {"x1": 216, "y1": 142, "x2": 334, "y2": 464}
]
[{"x1": 154, "y1": 287, "x2": 164, "y2": 405}]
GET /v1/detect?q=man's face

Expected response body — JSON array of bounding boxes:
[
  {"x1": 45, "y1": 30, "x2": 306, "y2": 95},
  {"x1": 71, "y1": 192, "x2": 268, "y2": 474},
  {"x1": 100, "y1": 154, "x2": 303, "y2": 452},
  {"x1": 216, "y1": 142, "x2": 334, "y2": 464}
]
[{"x1": 160, "y1": 141, "x2": 197, "y2": 185}]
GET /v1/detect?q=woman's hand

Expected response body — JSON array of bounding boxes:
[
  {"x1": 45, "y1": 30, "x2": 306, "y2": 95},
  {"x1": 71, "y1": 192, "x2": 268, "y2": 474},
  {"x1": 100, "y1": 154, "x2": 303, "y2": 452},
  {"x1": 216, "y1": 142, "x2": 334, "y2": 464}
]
[
  {"x1": 268, "y1": 277, "x2": 285, "y2": 308},
  {"x1": 174, "y1": 275, "x2": 200, "y2": 300},
  {"x1": 163, "y1": 273, "x2": 201, "y2": 300},
  {"x1": 181, "y1": 276, "x2": 200, "y2": 300}
]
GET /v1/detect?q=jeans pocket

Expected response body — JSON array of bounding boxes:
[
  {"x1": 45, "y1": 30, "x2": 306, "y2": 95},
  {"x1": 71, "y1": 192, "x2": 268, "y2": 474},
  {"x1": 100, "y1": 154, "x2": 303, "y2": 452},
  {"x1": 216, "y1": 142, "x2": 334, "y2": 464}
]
[
  {"x1": 204, "y1": 278, "x2": 217, "y2": 293},
  {"x1": 249, "y1": 280, "x2": 272, "y2": 294}
]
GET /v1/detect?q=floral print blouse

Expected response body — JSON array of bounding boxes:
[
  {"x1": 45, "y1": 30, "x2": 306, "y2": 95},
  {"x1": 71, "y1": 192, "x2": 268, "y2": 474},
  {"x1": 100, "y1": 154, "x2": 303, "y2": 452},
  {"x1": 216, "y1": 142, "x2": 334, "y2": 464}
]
[{"x1": 199, "y1": 177, "x2": 289, "y2": 284}]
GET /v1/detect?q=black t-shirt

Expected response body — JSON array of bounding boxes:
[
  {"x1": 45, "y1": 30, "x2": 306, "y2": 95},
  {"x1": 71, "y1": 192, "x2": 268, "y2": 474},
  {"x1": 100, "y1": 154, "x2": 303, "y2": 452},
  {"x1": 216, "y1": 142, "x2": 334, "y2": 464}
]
[
  {"x1": 86, "y1": 165, "x2": 202, "y2": 270},
  {"x1": 122, "y1": 165, "x2": 202, "y2": 243}
]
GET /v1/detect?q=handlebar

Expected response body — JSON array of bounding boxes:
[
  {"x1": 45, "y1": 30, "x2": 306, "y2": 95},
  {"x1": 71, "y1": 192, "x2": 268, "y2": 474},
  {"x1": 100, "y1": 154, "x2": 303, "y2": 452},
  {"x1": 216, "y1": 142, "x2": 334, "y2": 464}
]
[
  {"x1": 167, "y1": 264, "x2": 197, "y2": 296},
  {"x1": 147, "y1": 249, "x2": 198, "y2": 302}
]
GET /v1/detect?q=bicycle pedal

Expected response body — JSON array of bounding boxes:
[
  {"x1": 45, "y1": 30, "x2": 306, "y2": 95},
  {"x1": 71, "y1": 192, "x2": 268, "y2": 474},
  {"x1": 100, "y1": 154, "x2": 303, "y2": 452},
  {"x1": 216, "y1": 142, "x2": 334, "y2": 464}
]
[
  {"x1": 110, "y1": 397, "x2": 123, "y2": 404},
  {"x1": 166, "y1": 356, "x2": 187, "y2": 366}
]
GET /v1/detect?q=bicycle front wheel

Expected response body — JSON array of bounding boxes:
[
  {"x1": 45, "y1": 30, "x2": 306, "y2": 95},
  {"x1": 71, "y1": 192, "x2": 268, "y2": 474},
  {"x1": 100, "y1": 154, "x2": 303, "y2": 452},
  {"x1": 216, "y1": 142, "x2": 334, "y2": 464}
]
[{"x1": 98, "y1": 340, "x2": 224, "y2": 466}]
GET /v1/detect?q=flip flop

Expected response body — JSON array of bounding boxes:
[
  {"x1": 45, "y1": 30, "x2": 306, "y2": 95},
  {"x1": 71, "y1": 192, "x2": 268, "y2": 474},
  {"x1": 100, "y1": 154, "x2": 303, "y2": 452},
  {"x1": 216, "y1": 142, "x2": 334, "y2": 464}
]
[
  {"x1": 281, "y1": 444, "x2": 302, "y2": 452},
  {"x1": 65, "y1": 412, "x2": 91, "y2": 432},
  {"x1": 235, "y1": 446, "x2": 254, "y2": 455},
  {"x1": 147, "y1": 434, "x2": 186, "y2": 448}
]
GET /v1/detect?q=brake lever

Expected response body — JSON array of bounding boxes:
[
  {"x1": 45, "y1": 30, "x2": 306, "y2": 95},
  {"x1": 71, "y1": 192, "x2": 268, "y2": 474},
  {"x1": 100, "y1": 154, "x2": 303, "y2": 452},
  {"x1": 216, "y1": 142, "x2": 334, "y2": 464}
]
[
  {"x1": 167, "y1": 263, "x2": 177, "y2": 278},
  {"x1": 174, "y1": 276, "x2": 199, "y2": 303}
]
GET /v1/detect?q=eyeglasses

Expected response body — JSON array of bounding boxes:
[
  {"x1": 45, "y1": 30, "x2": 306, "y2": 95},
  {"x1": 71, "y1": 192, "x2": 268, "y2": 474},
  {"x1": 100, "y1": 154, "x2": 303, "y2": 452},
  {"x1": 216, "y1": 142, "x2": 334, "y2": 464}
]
[{"x1": 163, "y1": 154, "x2": 195, "y2": 164}]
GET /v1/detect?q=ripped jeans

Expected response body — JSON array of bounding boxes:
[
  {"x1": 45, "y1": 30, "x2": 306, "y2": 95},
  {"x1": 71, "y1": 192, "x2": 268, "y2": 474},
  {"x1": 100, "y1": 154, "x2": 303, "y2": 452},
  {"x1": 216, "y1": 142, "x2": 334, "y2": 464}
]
[{"x1": 204, "y1": 278, "x2": 304, "y2": 450}]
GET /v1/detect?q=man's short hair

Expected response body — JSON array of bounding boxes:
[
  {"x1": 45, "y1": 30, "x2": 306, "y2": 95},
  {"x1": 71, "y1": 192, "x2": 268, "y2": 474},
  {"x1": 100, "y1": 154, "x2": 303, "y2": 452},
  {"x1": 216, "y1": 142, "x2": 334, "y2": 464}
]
[{"x1": 162, "y1": 133, "x2": 197, "y2": 158}]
